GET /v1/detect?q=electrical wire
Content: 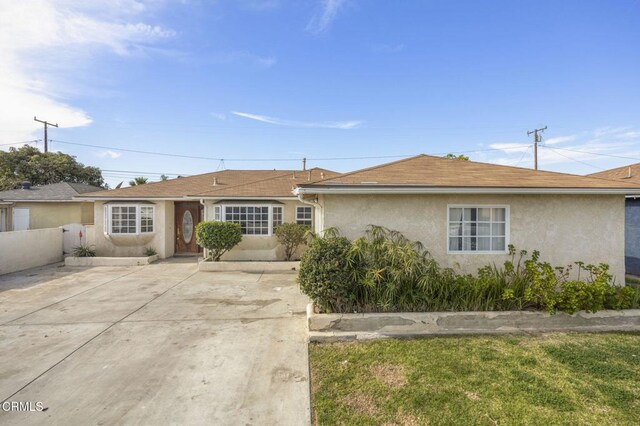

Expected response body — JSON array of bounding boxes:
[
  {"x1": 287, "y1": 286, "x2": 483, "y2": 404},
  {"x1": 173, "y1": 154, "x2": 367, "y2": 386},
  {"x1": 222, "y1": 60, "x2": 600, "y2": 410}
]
[{"x1": 540, "y1": 146, "x2": 606, "y2": 170}]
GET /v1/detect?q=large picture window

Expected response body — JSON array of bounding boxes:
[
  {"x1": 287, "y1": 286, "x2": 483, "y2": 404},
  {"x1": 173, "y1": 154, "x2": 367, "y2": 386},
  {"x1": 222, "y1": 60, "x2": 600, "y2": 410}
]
[
  {"x1": 224, "y1": 206, "x2": 269, "y2": 235},
  {"x1": 448, "y1": 206, "x2": 508, "y2": 252},
  {"x1": 105, "y1": 204, "x2": 155, "y2": 235}
]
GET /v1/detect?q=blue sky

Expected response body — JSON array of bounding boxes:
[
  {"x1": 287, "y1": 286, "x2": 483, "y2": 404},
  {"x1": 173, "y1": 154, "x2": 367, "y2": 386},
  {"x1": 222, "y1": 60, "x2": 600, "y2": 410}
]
[{"x1": 1, "y1": 0, "x2": 640, "y2": 187}]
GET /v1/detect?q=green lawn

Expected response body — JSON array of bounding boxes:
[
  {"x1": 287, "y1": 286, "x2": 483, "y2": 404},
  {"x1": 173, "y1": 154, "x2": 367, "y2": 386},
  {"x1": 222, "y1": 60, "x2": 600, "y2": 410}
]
[{"x1": 310, "y1": 333, "x2": 640, "y2": 425}]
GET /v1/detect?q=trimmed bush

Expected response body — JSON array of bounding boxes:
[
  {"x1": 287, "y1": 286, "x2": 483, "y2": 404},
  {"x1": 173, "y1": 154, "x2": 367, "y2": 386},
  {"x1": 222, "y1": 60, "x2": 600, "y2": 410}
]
[
  {"x1": 298, "y1": 235, "x2": 358, "y2": 313},
  {"x1": 196, "y1": 221, "x2": 242, "y2": 261},
  {"x1": 275, "y1": 222, "x2": 309, "y2": 261},
  {"x1": 298, "y1": 225, "x2": 640, "y2": 314}
]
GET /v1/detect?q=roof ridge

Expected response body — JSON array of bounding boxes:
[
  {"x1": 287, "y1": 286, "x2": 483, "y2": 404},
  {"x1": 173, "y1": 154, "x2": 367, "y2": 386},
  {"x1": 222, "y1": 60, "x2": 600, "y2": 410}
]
[
  {"x1": 189, "y1": 170, "x2": 300, "y2": 196},
  {"x1": 306, "y1": 154, "x2": 426, "y2": 185}
]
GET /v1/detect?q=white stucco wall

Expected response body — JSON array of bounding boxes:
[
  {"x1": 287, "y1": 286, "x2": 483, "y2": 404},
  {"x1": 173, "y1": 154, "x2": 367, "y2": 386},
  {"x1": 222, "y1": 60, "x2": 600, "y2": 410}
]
[
  {"x1": 92, "y1": 200, "x2": 175, "y2": 258},
  {"x1": 319, "y1": 194, "x2": 626, "y2": 282},
  {"x1": 202, "y1": 199, "x2": 312, "y2": 260},
  {"x1": 0, "y1": 228, "x2": 63, "y2": 275}
]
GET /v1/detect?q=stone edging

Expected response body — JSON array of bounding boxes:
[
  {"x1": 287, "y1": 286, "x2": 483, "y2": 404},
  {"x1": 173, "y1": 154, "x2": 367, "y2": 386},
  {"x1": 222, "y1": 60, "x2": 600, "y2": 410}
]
[
  {"x1": 65, "y1": 255, "x2": 158, "y2": 267},
  {"x1": 306, "y1": 303, "x2": 640, "y2": 341},
  {"x1": 198, "y1": 260, "x2": 300, "y2": 272}
]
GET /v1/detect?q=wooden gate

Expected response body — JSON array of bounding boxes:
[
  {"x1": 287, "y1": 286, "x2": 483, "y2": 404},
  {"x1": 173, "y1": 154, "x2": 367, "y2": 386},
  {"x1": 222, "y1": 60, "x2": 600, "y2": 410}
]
[{"x1": 63, "y1": 223, "x2": 87, "y2": 257}]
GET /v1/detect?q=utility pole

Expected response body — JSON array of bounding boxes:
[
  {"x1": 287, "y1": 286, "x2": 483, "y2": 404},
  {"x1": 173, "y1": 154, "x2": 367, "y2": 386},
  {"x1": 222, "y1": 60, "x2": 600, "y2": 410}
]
[
  {"x1": 302, "y1": 157, "x2": 307, "y2": 171},
  {"x1": 527, "y1": 126, "x2": 547, "y2": 170},
  {"x1": 34, "y1": 117, "x2": 58, "y2": 153}
]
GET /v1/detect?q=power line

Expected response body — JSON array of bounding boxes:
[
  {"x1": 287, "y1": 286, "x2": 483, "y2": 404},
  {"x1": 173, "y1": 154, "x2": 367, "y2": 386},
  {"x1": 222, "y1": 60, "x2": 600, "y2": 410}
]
[
  {"x1": 540, "y1": 146, "x2": 606, "y2": 171},
  {"x1": 34, "y1": 117, "x2": 58, "y2": 153},
  {"x1": 527, "y1": 126, "x2": 547, "y2": 170},
  {"x1": 0, "y1": 140, "x2": 40, "y2": 147},
  {"x1": 544, "y1": 146, "x2": 640, "y2": 162},
  {"x1": 50, "y1": 139, "x2": 532, "y2": 163}
]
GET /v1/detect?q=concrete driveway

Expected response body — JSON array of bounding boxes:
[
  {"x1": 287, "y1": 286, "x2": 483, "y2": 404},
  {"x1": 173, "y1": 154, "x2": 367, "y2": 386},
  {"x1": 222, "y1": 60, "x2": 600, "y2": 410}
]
[{"x1": 0, "y1": 259, "x2": 310, "y2": 425}]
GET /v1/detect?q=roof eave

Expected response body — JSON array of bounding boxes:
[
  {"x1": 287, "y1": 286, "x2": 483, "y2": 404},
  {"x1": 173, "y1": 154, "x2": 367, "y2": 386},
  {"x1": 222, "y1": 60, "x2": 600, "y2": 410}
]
[{"x1": 294, "y1": 186, "x2": 638, "y2": 195}]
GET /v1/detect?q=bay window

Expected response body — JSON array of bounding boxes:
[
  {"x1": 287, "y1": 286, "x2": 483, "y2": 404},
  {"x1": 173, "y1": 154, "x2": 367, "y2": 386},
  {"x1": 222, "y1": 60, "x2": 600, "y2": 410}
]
[{"x1": 105, "y1": 204, "x2": 155, "y2": 235}]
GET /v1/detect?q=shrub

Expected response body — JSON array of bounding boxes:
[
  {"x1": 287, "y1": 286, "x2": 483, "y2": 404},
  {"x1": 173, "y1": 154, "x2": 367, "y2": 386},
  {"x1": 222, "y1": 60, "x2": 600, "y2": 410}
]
[
  {"x1": 144, "y1": 247, "x2": 157, "y2": 257},
  {"x1": 73, "y1": 244, "x2": 96, "y2": 257},
  {"x1": 195, "y1": 221, "x2": 242, "y2": 261},
  {"x1": 298, "y1": 235, "x2": 358, "y2": 313},
  {"x1": 275, "y1": 222, "x2": 309, "y2": 261},
  {"x1": 297, "y1": 225, "x2": 640, "y2": 314}
]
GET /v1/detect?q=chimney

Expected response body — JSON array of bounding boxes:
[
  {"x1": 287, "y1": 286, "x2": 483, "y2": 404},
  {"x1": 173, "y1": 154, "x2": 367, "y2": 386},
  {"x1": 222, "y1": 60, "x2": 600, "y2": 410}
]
[
  {"x1": 628, "y1": 166, "x2": 632, "y2": 179},
  {"x1": 320, "y1": 172, "x2": 325, "y2": 180},
  {"x1": 213, "y1": 177, "x2": 218, "y2": 186},
  {"x1": 308, "y1": 170, "x2": 311, "y2": 181},
  {"x1": 292, "y1": 171, "x2": 296, "y2": 179},
  {"x1": 21, "y1": 181, "x2": 31, "y2": 190}
]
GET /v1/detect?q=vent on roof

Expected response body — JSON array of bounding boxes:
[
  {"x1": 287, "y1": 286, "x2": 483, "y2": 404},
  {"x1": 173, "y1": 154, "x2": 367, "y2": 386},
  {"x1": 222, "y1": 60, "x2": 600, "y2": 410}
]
[
  {"x1": 213, "y1": 177, "x2": 218, "y2": 186},
  {"x1": 21, "y1": 181, "x2": 31, "y2": 190}
]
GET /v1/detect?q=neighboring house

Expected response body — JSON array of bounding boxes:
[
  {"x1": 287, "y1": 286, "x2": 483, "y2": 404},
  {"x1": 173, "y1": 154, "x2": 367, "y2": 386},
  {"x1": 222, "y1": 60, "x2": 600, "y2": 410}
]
[
  {"x1": 0, "y1": 181, "x2": 103, "y2": 232},
  {"x1": 295, "y1": 154, "x2": 640, "y2": 281},
  {"x1": 76, "y1": 168, "x2": 339, "y2": 260},
  {"x1": 588, "y1": 164, "x2": 640, "y2": 276}
]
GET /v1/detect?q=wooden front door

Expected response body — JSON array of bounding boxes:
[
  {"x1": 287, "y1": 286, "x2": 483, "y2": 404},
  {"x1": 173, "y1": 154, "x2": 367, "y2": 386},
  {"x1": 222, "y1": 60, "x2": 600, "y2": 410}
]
[{"x1": 175, "y1": 202, "x2": 202, "y2": 253}]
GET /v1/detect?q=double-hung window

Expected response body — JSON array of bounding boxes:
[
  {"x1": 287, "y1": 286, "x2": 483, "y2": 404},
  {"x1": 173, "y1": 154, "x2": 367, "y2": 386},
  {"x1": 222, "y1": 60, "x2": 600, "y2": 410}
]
[
  {"x1": 448, "y1": 206, "x2": 508, "y2": 252},
  {"x1": 106, "y1": 204, "x2": 155, "y2": 235},
  {"x1": 296, "y1": 206, "x2": 313, "y2": 227},
  {"x1": 224, "y1": 206, "x2": 270, "y2": 235},
  {"x1": 272, "y1": 206, "x2": 283, "y2": 233}
]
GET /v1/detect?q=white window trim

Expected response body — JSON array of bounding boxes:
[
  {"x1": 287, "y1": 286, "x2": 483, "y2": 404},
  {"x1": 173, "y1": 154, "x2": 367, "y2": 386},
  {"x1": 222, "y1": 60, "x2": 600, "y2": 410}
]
[
  {"x1": 296, "y1": 205, "x2": 313, "y2": 226},
  {"x1": 104, "y1": 204, "x2": 156, "y2": 236},
  {"x1": 446, "y1": 204, "x2": 510, "y2": 254},
  {"x1": 217, "y1": 204, "x2": 279, "y2": 237}
]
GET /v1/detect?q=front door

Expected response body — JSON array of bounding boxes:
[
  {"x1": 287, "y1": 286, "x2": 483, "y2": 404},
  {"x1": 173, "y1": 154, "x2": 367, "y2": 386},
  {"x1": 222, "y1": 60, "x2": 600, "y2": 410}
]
[{"x1": 175, "y1": 202, "x2": 202, "y2": 254}]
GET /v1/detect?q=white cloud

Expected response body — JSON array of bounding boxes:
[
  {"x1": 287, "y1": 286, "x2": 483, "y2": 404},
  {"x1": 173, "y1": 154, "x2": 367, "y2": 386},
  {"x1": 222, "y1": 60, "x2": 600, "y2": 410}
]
[
  {"x1": 97, "y1": 150, "x2": 122, "y2": 159},
  {"x1": 231, "y1": 111, "x2": 362, "y2": 129},
  {"x1": 210, "y1": 51, "x2": 277, "y2": 68},
  {"x1": 485, "y1": 127, "x2": 640, "y2": 173},
  {"x1": 306, "y1": 0, "x2": 347, "y2": 34},
  {"x1": 0, "y1": 0, "x2": 175, "y2": 145},
  {"x1": 211, "y1": 112, "x2": 227, "y2": 120}
]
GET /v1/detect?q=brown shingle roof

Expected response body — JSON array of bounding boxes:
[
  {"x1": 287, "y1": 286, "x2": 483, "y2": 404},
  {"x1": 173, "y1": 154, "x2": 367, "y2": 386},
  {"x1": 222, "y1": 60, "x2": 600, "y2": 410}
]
[
  {"x1": 587, "y1": 163, "x2": 640, "y2": 184},
  {"x1": 297, "y1": 155, "x2": 640, "y2": 192},
  {"x1": 79, "y1": 168, "x2": 339, "y2": 199}
]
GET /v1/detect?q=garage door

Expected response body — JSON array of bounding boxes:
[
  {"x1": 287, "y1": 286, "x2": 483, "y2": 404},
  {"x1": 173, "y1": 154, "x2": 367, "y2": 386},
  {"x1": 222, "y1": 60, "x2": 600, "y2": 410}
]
[{"x1": 13, "y1": 208, "x2": 30, "y2": 231}]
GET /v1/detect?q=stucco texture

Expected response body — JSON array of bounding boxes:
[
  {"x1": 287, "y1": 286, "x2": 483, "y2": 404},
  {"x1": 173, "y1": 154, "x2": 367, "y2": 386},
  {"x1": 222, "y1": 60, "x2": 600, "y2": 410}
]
[
  {"x1": 0, "y1": 228, "x2": 63, "y2": 275},
  {"x1": 6, "y1": 202, "x2": 95, "y2": 230},
  {"x1": 92, "y1": 201, "x2": 175, "y2": 259},
  {"x1": 319, "y1": 194, "x2": 626, "y2": 281},
  {"x1": 202, "y1": 200, "x2": 311, "y2": 261}
]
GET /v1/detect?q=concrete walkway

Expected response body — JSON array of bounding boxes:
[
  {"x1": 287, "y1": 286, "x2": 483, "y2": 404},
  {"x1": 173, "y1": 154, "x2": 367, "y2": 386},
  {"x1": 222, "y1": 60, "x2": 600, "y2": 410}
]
[{"x1": 0, "y1": 260, "x2": 310, "y2": 425}]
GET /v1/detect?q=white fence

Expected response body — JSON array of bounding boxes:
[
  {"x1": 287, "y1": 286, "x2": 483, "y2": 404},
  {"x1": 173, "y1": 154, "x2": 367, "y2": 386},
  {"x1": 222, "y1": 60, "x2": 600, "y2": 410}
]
[{"x1": 0, "y1": 228, "x2": 64, "y2": 275}]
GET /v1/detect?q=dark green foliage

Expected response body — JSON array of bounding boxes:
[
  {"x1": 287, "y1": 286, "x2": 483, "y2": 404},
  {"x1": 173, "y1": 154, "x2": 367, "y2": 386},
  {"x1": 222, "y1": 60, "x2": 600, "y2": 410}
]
[
  {"x1": 144, "y1": 247, "x2": 157, "y2": 257},
  {"x1": 72, "y1": 244, "x2": 96, "y2": 257},
  {"x1": 0, "y1": 145, "x2": 105, "y2": 190},
  {"x1": 128, "y1": 176, "x2": 148, "y2": 186},
  {"x1": 297, "y1": 235, "x2": 357, "y2": 313},
  {"x1": 298, "y1": 225, "x2": 640, "y2": 314},
  {"x1": 195, "y1": 221, "x2": 242, "y2": 261},
  {"x1": 274, "y1": 222, "x2": 309, "y2": 260}
]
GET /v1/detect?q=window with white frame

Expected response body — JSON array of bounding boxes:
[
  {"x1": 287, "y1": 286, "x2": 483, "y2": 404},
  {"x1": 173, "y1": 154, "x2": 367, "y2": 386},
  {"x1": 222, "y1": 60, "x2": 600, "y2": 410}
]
[
  {"x1": 105, "y1": 204, "x2": 155, "y2": 235},
  {"x1": 214, "y1": 205, "x2": 221, "y2": 221},
  {"x1": 224, "y1": 206, "x2": 269, "y2": 235},
  {"x1": 448, "y1": 206, "x2": 507, "y2": 252},
  {"x1": 296, "y1": 206, "x2": 313, "y2": 227},
  {"x1": 272, "y1": 206, "x2": 283, "y2": 232}
]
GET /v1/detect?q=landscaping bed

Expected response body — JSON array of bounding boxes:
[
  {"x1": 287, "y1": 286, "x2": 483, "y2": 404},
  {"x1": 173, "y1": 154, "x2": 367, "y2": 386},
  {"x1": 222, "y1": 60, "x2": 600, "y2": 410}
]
[
  {"x1": 198, "y1": 260, "x2": 299, "y2": 272},
  {"x1": 309, "y1": 332, "x2": 640, "y2": 425},
  {"x1": 65, "y1": 255, "x2": 158, "y2": 267}
]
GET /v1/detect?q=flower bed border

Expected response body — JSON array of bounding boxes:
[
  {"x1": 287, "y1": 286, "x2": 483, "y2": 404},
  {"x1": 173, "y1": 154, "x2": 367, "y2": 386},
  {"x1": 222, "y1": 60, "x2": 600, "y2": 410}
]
[
  {"x1": 198, "y1": 260, "x2": 300, "y2": 272},
  {"x1": 65, "y1": 255, "x2": 158, "y2": 267},
  {"x1": 306, "y1": 303, "x2": 640, "y2": 342}
]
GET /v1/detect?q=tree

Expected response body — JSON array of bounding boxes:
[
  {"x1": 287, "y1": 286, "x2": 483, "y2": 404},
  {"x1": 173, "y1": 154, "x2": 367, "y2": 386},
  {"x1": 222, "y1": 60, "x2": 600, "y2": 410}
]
[
  {"x1": 129, "y1": 176, "x2": 148, "y2": 186},
  {"x1": 444, "y1": 153, "x2": 470, "y2": 161},
  {"x1": 275, "y1": 222, "x2": 310, "y2": 261},
  {"x1": 0, "y1": 145, "x2": 105, "y2": 190}
]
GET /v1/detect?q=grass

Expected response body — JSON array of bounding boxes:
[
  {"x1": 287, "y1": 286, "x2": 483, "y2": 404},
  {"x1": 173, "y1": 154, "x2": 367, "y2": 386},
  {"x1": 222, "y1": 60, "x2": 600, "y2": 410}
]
[{"x1": 309, "y1": 333, "x2": 640, "y2": 425}]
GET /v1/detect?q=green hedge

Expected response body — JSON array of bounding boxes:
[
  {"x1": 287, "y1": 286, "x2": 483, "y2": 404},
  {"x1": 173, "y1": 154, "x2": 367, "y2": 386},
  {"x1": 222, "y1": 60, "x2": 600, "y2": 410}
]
[
  {"x1": 298, "y1": 225, "x2": 640, "y2": 314},
  {"x1": 196, "y1": 221, "x2": 242, "y2": 261}
]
